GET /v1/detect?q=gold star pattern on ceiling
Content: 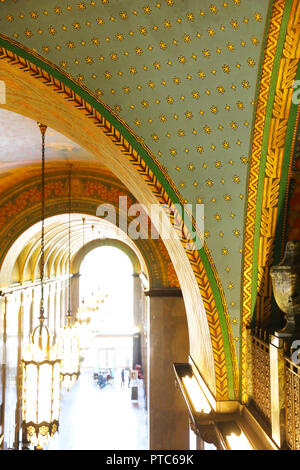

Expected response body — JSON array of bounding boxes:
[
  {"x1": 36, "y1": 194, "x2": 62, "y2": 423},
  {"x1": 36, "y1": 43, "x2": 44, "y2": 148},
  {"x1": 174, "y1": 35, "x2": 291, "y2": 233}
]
[{"x1": 0, "y1": 0, "x2": 271, "y2": 359}]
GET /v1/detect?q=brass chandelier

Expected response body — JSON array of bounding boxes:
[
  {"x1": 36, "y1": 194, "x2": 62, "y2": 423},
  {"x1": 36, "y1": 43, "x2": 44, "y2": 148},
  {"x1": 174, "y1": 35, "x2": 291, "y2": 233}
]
[
  {"x1": 58, "y1": 163, "x2": 80, "y2": 390},
  {"x1": 76, "y1": 217, "x2": 91, "y2": 327},
  {"x1": 21, "y1": 123, "x2": 61, "y2": 450}
]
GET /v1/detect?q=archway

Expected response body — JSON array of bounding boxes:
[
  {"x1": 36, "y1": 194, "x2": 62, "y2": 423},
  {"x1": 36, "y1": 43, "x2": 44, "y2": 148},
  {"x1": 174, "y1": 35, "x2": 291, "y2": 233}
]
[
  {"x1": 0, "y1": 0, "x2": 298, "y2": 451},
  {"x1": 0, "y1": 209, "x2": 190, "y2": 449},
  {"x1": 73, "y1": 240, "x2": 144, "y2": 375},
  {"x1": 49, "y1": 244, "x2": 149, "y2": 451},
  {"x1": 76, "y1": 243, "x2": 141, "y2": 375}
]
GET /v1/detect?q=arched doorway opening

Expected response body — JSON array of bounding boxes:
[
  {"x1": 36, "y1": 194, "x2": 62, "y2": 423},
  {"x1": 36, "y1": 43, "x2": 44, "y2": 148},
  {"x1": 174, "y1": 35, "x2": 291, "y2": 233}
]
[
  {"x1": 47, "y1": 245, "x2": 149, "y2": 451},
  {"x1": 0, "y1": 209, "x2": 189, "y2": 450},
  {"x1": 75, "y1": 238, "x2": 147, "y2": 370},
  {"x1": 79, "y1": 246, "x2": 135, "y2": 371},
  {"x1": 81, "y1": 247, "x2": 134, "y2": 329}
]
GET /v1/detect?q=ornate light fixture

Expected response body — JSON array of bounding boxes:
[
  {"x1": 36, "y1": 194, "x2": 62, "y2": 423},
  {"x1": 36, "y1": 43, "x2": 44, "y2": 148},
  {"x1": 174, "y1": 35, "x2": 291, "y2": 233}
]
[
  {"x1": 21, "y1": 123, "x2": 61, "y2": 450},
  {"x1": 84, "y1": 224, "x2": 109, "y2": 319},
  {"x1": 85, "y1": 286, "x2": 108, "y2": 332},
  {"x1": 58, "y1": 163, "x2": 80, "y2": 390}
]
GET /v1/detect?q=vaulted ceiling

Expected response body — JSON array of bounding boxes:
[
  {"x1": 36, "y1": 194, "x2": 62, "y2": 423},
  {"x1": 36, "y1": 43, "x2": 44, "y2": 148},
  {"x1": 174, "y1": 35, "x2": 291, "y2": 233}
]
[
  {"x1": 0, "y1": 0, "x2": 271, "y2": 358},
  {"x1": 3, "y1": 213, "x2": 148, "y2": 285},
  {"x1": 0, "y1": 108, "x2": 108, "y2": 191},
  {"x1": 0, "y1": 0, "x2": 298, "y2": 400}
]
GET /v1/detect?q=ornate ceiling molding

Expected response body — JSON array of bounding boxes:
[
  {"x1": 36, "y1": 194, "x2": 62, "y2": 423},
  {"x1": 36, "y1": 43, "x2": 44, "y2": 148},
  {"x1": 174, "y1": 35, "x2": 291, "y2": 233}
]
[{"x1": 241, "y1": 0, "x2": 300, "y2": 402}]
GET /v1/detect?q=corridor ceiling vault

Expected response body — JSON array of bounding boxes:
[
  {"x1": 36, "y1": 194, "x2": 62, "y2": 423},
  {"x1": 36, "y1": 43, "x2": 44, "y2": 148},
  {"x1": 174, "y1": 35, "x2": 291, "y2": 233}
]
[
  {"x1": 1, "y1": 213, "x2": 149, "y2": 285},
  {"x1": 0, "y1": 0, "x2": 299, "y2": 402}
]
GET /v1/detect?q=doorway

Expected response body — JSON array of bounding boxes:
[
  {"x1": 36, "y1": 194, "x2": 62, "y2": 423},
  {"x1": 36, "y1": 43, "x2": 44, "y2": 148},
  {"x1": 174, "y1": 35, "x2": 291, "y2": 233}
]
[{"x1": 46, "y1": 246, "x2": 148, "y2": 450}]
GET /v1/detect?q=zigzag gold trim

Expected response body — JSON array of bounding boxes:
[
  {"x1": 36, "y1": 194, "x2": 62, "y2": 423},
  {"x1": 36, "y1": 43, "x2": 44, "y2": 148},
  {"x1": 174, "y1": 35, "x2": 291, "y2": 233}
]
[
  {"x1": 0, "y1": 33, "x2": 233, "y2": 341},
  {"x1": 242, "y1": 0, "x2": 300, "y2": 403},
  {"x1": 0, "y1": 43, "x2": 238, "y2": 399}
]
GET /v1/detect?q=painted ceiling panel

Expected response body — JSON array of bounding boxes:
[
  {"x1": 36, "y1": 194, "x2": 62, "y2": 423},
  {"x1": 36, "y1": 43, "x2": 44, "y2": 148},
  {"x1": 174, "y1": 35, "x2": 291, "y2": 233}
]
[
  {"x1": 0, "y1": 0, "x2": 271, "y2": 358},
  {"x1": 0, "y1": 108, "x2": 96, "y2": 163},
  {"x1": 0, "y1": 108, "x2": 110, "y2": 191}
]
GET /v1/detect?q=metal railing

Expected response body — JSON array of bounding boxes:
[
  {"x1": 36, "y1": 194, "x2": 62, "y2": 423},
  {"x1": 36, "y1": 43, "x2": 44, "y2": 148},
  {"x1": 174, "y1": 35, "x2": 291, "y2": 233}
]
[
  {"x1": 285, "y1": 358, "x2": 300, "y2": 450},
  {"x1": 249, "y1": 328, "x2": 272, "y2": 435}
]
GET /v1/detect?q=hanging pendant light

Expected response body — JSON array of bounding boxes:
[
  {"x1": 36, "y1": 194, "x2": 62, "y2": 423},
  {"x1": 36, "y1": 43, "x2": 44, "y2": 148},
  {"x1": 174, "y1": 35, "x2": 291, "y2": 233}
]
[
  {"x1": 75, "y1": 218, "x2": 93, "y2": 353},
  {"x1": 88, "y1": 224, "x2": 96, "y2": 303},
  {"x1": 76, "y1": 218, "x2": 91, "y2": 327},
  {"x1": 83, "y1": 224, "x2": 108, "y2": 330},
  {"x1": 21, "y1": 123, "x2": 61, "y2": 450},
  {"x1": 58, "y1": 163, "x2": 80, "y2": 390}
]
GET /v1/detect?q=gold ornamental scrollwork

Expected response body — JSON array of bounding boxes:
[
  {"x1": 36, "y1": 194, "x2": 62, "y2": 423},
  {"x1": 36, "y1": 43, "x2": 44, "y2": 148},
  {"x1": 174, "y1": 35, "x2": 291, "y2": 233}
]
[{"x1": 241, "y1": 0, "x2": 300, "y2": 404}]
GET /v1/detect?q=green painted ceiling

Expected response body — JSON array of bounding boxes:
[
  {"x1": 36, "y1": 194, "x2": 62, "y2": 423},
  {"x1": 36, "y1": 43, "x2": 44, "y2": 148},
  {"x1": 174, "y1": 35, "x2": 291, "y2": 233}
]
[{"x1": 0, "y1": 0, "x2": 271, "y2": 358}]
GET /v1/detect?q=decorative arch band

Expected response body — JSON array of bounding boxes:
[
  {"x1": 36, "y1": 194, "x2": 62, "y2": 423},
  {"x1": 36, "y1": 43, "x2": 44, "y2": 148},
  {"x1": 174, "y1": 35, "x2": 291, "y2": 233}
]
[{"x1": 241, "y1": 0, "x2": 300, "y2": 402}]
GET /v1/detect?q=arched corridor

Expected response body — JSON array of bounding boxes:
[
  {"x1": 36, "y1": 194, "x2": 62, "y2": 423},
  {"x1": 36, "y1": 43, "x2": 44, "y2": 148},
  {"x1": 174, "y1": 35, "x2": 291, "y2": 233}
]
[
  {"x1": 0, "y1": 201, "x2": 189, "y2": 450},
  {"x1": 45, "y1": 245, "x2": 148, "y2": 451}
]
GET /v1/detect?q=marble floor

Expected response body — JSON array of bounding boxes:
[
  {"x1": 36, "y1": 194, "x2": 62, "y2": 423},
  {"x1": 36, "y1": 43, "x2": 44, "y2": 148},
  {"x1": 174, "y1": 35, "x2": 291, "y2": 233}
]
[{"x1": 45, "y1": 368, "x2": 149, "y2": 451}]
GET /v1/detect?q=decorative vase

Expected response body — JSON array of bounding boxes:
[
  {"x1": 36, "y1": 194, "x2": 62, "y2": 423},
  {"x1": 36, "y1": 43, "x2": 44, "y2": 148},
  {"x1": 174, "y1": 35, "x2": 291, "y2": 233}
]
[{"x1": 270, "y1": 241, "x2": 300, "y2": 338}]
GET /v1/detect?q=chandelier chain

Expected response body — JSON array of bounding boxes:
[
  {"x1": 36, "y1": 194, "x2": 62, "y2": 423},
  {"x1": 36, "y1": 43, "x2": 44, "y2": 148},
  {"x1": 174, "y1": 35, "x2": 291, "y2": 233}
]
[
  {"x1": 68, "y1": 163, "x2": 72, "y2": 317},
  {"x1": 81, "y1": 217, "x2": 86, "y2": 305},
  {"x1": 38, "y1": 123, "x2": 47, "y2": 319}
]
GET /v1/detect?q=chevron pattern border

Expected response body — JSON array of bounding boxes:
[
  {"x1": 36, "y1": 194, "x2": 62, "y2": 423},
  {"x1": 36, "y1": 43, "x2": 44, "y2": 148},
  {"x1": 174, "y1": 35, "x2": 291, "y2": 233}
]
[
  {"x1": 169, "y1": 202, "x2": 237, "y2": 399},
  {"x1": 0, "y1": 43, "x2": 238, "y2": 400},
  {"x1": 241, "y1": 0, "x2": 300, "y2": 403}
]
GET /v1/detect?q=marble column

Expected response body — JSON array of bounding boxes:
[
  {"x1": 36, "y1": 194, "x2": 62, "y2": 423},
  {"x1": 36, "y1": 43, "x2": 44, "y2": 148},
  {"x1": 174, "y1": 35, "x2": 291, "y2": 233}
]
[
  {"x1": 53, "y1": 284, "x2": 58, "y2": 340},
  {"x1": 133, "y1": 273, "x2": 143, "y2": 330},
  {"x1": 3, "y1": 293, "x2": 19, "y2": 449},
  {"x1": 133, "y1": 274, "x2": 143, "y2": 368},
  {"x1": 1, "y1": 296, "x2": 7, "y2": 449},
  {"x1": 14, "y1": 292, "x2": 23, "y2": 449},
  {"x1": 48, "y1": 283, "x2": 54, "y2": 333},
  {"x1": 64, "y1": 282, "x2": 68, "y2": 317},
  {"x1": 55, "y1": 282, "x2": 61, "y2": 336},
  {"x1": 146, "y1": 289, "x2": 189, "y2": 450},
  {"x1": 28, "y1": 289, "x2": 34, "y2": 341},
  {"x1": 60, "y1": 280, "x2": 68, "y2": 326},
  {"x1": 43, "y1": 284, "x2": 48, "y2": 325}
]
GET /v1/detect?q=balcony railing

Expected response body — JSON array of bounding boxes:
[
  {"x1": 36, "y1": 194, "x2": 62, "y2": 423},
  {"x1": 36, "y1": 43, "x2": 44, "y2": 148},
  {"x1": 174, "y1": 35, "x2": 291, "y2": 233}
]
[
  {"x1": 285, "y1": 358, "x2": 300, "y2": 450},
  {"x1": 249, "y1": 328, "x2": 272, "y2": 435},
  {"x1": 248, "y1": 327, "x2": 300, "y2": 449}
]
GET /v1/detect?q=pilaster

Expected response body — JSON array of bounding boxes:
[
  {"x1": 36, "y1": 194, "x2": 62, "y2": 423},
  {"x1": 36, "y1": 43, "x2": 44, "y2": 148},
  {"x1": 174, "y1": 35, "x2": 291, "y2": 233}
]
[{"x1": 146, "y1": 288, "x2": 189, "y2": 450}]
